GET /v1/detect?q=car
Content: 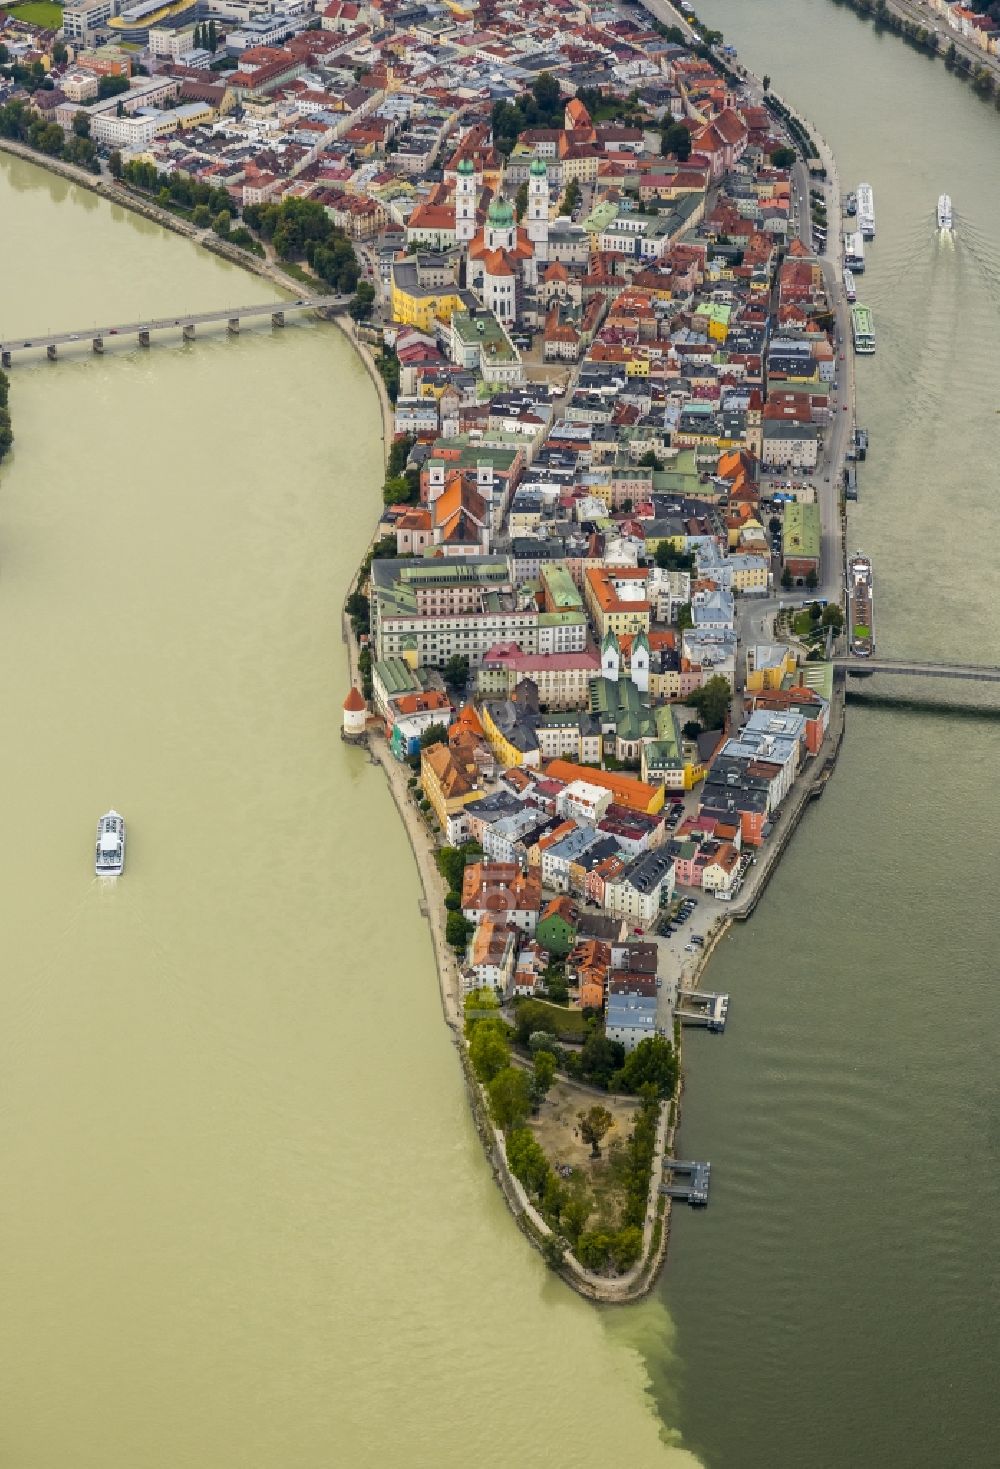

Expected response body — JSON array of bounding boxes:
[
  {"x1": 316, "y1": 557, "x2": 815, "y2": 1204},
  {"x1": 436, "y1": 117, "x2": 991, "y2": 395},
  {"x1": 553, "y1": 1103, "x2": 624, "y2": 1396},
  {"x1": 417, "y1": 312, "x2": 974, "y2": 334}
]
[
  {"x1": 296, "y1": 299, "x2": 305, "y2": 305},
  {"x1": 23, "y1": 341, "x2": 32, "y2": 347},
  {"x1": 842, "y1": 404, "x2": 848, "y2": 411},
  {"x1": 69, "y1": 334, "x2": 79, "y2": 341},
  {"x1": 109, "y1": 328, "x2": 118, "y2": 335}
]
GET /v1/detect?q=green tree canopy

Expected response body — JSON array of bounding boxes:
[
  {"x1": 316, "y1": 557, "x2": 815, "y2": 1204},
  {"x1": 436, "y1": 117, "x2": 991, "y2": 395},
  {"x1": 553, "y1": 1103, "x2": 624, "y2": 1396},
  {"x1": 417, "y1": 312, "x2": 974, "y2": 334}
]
[
  {"x1": 487, "y1": 1066, "x2": 533, "y2": 1132},
  {"x1": 578, "y1": 1104, "x2": 615, "y2": 1157},
  {"x1": 418, "y1": 722, "x2": 448, "y2": 750},
  {"x1": 469, "y1": 1021, "x2": 511, "y2": 1084},
  {"x1": 689, "y1": 674, "x2": 731, "y2": 731},
  {"x1": 770, "y1": 145, "x2": 796, "y2": 169},
  {"x1": 617, "y1": 1035, "x2": 678, "y2": 1098}
]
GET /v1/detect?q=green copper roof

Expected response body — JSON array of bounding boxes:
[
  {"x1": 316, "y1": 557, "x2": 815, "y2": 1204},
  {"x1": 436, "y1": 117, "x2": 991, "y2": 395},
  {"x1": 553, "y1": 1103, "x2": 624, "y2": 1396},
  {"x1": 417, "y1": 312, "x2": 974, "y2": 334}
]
[
  {"x1": 487, "y1": 195, "x2": 514, "y2": 227},
  {"x1": 530, "y1": 155, "x2": 548, "y2": 177},
  {"x1": 457, "y1": 156, "x2": 474, "y2": 174}
]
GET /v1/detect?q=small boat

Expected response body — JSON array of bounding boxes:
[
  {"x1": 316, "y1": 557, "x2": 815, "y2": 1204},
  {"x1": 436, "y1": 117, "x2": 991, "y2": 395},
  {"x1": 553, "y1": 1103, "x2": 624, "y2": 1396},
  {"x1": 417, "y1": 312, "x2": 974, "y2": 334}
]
[
  {"x1": 937, "y1": 193, "x2": 953, "y2": 231},
  {"x1": 95, "y1": 810, "x2": 126, "y2": 876},
  {"x1": 843, "y1": 267, "x2": 857, "y2": 302}
]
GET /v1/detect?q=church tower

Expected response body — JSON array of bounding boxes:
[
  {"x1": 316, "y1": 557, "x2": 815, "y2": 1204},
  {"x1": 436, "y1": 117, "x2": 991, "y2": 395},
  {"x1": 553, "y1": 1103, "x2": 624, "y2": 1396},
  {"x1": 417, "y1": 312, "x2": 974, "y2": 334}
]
[
  {"x1": 455, "y1": 156, "x2": 476, "y2": 245},
  {"x1": 526, "y1": 155, "x2": 550, "y2": 263},
  {"x1": 601, "y1": 629, "x2": 621, "y2": 683},
  {"x1": 630, "y1": 630, "x2": 650, "y2": 694},
  {"x1": 484, "y1": 194, "x2": 517, "y2": 253}
]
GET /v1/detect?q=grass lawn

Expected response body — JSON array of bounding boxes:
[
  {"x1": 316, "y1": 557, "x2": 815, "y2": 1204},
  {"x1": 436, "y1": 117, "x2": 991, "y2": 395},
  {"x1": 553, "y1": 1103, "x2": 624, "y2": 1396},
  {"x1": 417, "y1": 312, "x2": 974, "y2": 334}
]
[
  {"x1": 515, "y1": 998, "x2": 587, "y2": 1040},
  {"x1": 6, "y1": 2, "x2": 64, "y2": 25}
]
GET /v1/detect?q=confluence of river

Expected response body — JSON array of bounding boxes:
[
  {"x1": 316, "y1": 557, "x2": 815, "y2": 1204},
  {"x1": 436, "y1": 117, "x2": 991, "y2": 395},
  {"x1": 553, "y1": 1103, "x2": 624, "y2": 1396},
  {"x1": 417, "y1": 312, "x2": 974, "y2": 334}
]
[
  {"x1": 642, "y1": 3, "x2": 1000, "y2": 1467},
  {"x1": 0, "y1": 156, "x2": 697, "y2": 1468}
]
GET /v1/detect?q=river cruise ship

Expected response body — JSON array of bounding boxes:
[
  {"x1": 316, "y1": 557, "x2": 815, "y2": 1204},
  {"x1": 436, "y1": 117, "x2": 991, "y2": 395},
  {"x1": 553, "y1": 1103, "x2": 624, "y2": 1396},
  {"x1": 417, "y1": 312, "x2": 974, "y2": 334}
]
[
  {"x1": 95, "y1": 810, "x2": 126, "y2": 876},
  {"x1": 856, "y1": 182, "x2": 876, "y2": 239},
  {"x1": 843, "y1": 268, "x2": 857, "y2": 302},
  {"x1": 843, "y1": 231, "x2": 865, "y2": 273},
  {"x1": 851, "y1": 303, "x2": 875, "y2": 354},
  {"x1": 847, "y1": 553, "x2": 874, "y2": 657},
  {"x1": 937, "y1": 193, "x2": 953, "y2": 231}
]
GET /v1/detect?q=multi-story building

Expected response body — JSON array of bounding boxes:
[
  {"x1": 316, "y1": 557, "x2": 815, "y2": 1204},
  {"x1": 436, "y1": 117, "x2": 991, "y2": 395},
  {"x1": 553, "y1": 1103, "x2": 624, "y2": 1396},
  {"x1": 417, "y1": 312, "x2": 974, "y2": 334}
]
[{"x1": 371, "y1": 557, "x2": 540, "y2": 670}]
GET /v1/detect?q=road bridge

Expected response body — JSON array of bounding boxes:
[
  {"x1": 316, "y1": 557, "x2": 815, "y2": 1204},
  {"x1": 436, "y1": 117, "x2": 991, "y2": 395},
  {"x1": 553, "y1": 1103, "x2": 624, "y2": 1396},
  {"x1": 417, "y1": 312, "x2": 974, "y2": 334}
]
[
  {"x1": 836, "y1": 657, "x2": 1000, "y2": 684},
  {"x1": 1, "y1": 295, "x2": 347, "y2": 366}
]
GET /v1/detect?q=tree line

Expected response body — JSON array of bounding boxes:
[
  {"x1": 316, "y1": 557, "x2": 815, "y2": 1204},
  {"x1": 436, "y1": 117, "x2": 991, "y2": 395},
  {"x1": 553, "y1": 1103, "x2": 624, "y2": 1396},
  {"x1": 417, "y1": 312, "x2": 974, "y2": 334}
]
[
  {"x1": 0, "y1": 368, "x2": 13, "y2": 466},
  {"x1": 0, "y1": 97, "x2": 99, "y2": 172},
  {"x1": 242, "y1": 197, "x2": 360, "y2": 293}
]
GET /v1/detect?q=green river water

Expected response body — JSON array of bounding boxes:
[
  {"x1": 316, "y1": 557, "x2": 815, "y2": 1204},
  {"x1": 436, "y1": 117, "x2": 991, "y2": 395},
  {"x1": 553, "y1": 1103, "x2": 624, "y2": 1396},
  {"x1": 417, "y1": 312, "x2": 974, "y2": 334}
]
[{"x1": 1, "y1": 3, "x2": 999, "y2": 1461}]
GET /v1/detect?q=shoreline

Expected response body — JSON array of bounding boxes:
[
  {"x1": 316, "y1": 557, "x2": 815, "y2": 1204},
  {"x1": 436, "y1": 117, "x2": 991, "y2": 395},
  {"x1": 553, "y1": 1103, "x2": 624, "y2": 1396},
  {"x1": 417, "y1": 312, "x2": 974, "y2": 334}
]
[
  {"x1": 3, "y1": 69, "x2": 852, "y2": 1303},
  {"x1": 331, "y1": 31, "x2": 853, "y2": 1302}
]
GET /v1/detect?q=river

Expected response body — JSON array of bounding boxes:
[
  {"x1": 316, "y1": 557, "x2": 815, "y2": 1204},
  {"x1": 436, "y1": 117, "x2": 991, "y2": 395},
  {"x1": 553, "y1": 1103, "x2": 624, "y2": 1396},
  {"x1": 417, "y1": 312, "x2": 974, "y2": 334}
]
[
  {"x1": 3, "y1": 2, "x2": 999, "y2": 1458},
  {"x1": 639, "y1": 3, "x2": 1000, "y2": 1467},
  {"x1": 0, "y1": 155, "x2": 696, "y2": 1469}
]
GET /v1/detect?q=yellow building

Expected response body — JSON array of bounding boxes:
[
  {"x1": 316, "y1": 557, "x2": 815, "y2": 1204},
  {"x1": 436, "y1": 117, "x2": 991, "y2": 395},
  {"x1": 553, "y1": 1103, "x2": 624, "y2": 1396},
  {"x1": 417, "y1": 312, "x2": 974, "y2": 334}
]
[
  {"x1": 584, "y1": 566, "x2": 651, "y2": 640},
  {"x1": 479, "y1": 703, "x2": 540, "y2": 770},
  {"x1": 745, "y1": 644, "x2": 798, "y2": 693},
  {"x1": 390, "y1": 262, "x2": 466, "y2": 334},
  {"x1": 420, "y1": 742, "x2": 477, "y2": 828}
]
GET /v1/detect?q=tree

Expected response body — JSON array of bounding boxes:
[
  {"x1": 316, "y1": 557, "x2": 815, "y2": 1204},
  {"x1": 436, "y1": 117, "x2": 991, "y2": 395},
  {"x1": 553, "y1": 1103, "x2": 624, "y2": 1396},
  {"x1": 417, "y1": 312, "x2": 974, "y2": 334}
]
[
  {"x1": 821, "y1": 603, "x2": 844, "y2": 632},
  {"x1": 578, "y1": 1104, "x2": 615, "y2": 1157},
  {"x1": 97, "y1": 73, "x2": 130, "y2": 100},
  {"x1": 531, "y1": 71, "x2": 561, "y2": 116},
  {"x1": 469, "y1": 1021, "x2": 511, "y2": 1083},
  {"x1": 514, "y1": 181, "x2": 528, "y2": 220},
  {"x1": 637, "y1": 448, "x2": 663, "y2": 469},
  {"x1": 72, "y1": 110, "x2": 91, "y2": 139},
  {"x1": 770, "y1": 145, "x2": 796, "y2": 169},
  {"x1": 610, "y1": 1225, "x2": 643, "y2": 1272},
  {"x1": 532, "y1": 1049, "x2": 557, "y2": 1104},
  {"x1": 576, "y1": 1230, "x2": 613, "y2": 1270},
  {"x1": 506, "y1": 1127, "x2": 551, "y2": 1196},
  {"x1": 513, "y1": 999, "x2": 558, "y2": 1047},
  {"x1": 192, "y1": 203, "x2": 212, "y2": 229},
  {"x1": 561, "y1": 1189, "x2": 593, "y2": 1247},
  {"x1": 419, "y1": 722, "x2": 448, "y2": 750},
  {"x1": 689, "y1": 674, "x2": 731, "y2": 732},
  {"x1": 617, "y1": 1035, "x2": 678, "y2": 1097},
  {"x1": 437, "y1": 845, "x2": 468, "y2": 894},
  {"x1": 487, "y1": 1066, "x2": 533, "y2": 1131},
  {"x1": 561, "y1": 177, "x2": 582, "y2": 215},
  {"x1": 683, "y1": 720, "x2": 702, "y2": 741},
  {"x1": 578, "y1": 1031, "x2": 625, "y2": 1089},
  {"x1": 661, "y1": 121, "x2": 691, "y2": 162},
  {"x1": 349, "y1": 280, "x2": 376, "y2": 320},
  {"x1": 443, "y1": 653, "x2": 469, "y2": 687},
  {"x1": 781, "y1": 565, "x2": 793, "y2": 590},
  {"x1": 762, "y1": 74, "x2": 771, "y2": 92},
  {"x1": 655, "y1": 542, "x2": 695, "y2": 571},
  {"x1": 108, "y1": 149, "x2": 123, "y2": 179},
  {"x1": 212, "y1": 210, "x2": 230, "y2": 237},
  {"x1": 809, "y1": 600, "x2": 823, "y2": 623},
  {"x1": 805, "y1": 567, "x2": 819, "y2": 590},
  {"x1": 446, "y1": 910, "x2": 473, "y2": 954},
  {"x1": 207, "y1": 18, "x2": 218, "y2": 53}
]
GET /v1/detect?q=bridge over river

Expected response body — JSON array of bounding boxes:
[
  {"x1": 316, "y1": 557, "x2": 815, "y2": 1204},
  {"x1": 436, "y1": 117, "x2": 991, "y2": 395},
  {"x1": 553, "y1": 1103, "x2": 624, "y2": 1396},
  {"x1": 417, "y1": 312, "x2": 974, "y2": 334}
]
[
  {"x1": 836, "y1": 657, "x2": 1000, "y2": 684},
  {"x1": 0, "y1": 295, "x2": 347, "y2": 365}
]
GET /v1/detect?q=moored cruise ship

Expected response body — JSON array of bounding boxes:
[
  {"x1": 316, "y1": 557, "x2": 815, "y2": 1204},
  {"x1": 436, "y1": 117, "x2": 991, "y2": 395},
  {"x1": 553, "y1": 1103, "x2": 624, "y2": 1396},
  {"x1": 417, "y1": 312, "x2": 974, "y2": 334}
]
[
  {"x1": 851, "y1": 303, "x2": 875, "y2": 354},
  {"x1": 843, "y1": 268, "x2": 857, "y2": 302},
  {"x1": 856, "y1": 182, "x2": 875, "y2": 239},
  {"x1": 95, "y1": 810, "x2": 126, "y2": 876},
  {"x1": 937, "y1": 193, "x2": 953, "y2": 231},
  {"x1": 847, "y1": 553, "x2": 874, "y2": 657}
]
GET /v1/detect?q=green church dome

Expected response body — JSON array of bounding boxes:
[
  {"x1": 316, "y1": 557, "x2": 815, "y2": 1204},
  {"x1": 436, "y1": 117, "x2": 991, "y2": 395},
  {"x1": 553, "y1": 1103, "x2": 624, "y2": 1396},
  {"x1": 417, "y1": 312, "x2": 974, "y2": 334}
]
[
  {"x1": 456, "y1": 156, "x2": 474, "y2": 175},
  {"x1": 530, "y1": 155, "x2": 548, "y2": 177},
  {"x1": 487, "y1": 195, "x2": 515, "y2": 227}
]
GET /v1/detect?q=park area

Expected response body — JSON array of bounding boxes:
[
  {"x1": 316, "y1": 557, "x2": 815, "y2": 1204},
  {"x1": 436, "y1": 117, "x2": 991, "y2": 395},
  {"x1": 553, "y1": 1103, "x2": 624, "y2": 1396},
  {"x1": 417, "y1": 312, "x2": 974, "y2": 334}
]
[
  {"x1": 5, "y1": 3, "x2": 64, "y2": 26},
  {"x1": 530, "y1": 1079, "x2": 642, "y2": 1226}
]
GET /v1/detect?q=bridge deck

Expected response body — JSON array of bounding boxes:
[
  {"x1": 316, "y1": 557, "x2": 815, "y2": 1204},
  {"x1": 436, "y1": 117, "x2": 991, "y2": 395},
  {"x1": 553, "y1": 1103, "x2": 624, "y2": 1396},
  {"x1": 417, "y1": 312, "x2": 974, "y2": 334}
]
[
  {"x1": 1, "y1": 295, "x2": 344, "y2": 352},
  {"x1": 837, "y1": 657, "x2": 1000, "y2": 683}
]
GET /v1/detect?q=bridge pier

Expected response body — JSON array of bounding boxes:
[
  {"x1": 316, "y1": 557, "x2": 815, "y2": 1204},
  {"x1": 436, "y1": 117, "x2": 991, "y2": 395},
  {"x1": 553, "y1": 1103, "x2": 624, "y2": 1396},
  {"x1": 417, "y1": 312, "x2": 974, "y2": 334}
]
[
  {"x1": 92, "y1": 337, "x2": 103, "y2": 355},
  {"x1": 46, "y1": 344, "x2": 57, "y2": 362},
  {"x1": 138, "y1": 330, "x2": 150, "y2": 348},
  {"x1": 271, "y1": 310, "x2": 285, "y2": 328},
  {"x1": 1, "y1": 350, "x2": 10, "y2": 369},
  {"x1": 182, "y1": 323, "x2": 195, "y2": 341},
  {"x1": 227, "y1": 317, "x2": 239, "y2": 335}
]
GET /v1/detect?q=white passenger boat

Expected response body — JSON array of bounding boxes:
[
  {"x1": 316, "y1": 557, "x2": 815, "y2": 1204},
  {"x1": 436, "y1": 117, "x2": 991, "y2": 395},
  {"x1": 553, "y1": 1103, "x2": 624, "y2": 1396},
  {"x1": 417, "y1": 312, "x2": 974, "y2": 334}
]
[
  {"x1": 843, "y1": 268, "x2": 857, "y2": 302},
  {"x1": 95, "y1": 810, "x2": 126, "y2": 876},
  {"x1": 856, "y1": 181, "x2": 875, "y2": 240},
  {"x1": 937, "y1": 193, "x2": 953, "y2": 231}
]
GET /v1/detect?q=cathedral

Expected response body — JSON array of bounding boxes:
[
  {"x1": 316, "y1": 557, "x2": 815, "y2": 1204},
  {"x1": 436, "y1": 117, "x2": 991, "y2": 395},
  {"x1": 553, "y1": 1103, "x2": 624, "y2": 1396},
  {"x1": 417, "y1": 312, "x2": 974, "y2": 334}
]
[{"x1": 459, "y1": 155, "x2": 550, "y2": 326}]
